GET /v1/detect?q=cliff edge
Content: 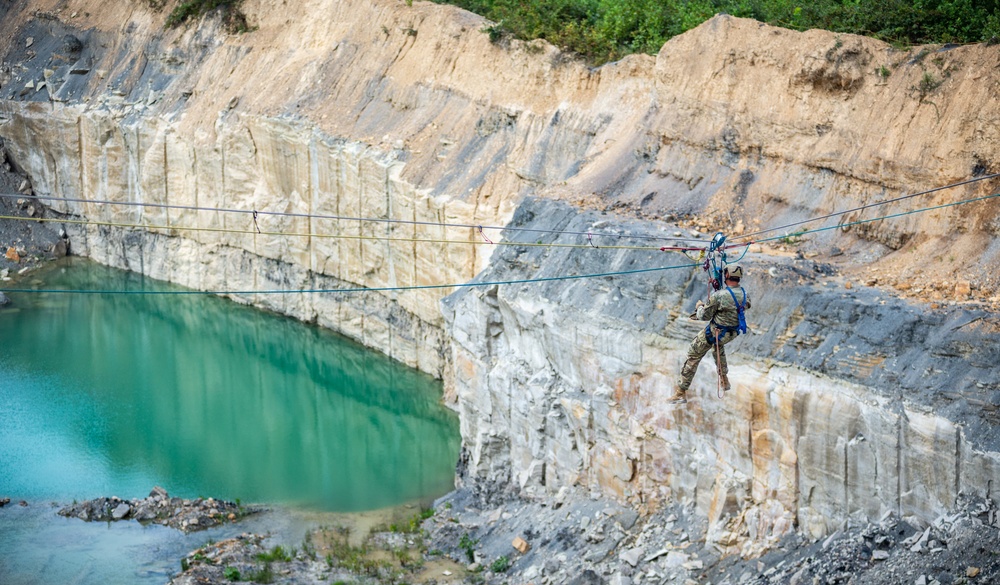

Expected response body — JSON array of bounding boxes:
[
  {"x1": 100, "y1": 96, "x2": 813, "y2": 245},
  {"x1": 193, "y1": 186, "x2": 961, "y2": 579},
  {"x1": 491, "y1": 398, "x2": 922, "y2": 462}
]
[{"x1": 2, "y1": 0, "x2": 1000, "y2": 570}]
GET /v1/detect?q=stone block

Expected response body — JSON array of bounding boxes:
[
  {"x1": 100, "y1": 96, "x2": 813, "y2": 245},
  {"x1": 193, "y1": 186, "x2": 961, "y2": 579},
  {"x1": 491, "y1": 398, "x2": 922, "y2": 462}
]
[
  {"x1": 512, "y1": 536, "x2": 530, "y2": 553},
  {"x1": 901, "y1": 409, "x2": 958, "y2": 520}
]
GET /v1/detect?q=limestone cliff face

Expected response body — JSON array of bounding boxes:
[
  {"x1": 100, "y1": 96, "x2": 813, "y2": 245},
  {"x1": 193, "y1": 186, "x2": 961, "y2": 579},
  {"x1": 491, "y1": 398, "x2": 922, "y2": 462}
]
[
  {"x1": 2, "y1": 0, "x2": 1000, "y2": 553},
  {"x1": 443, "y1": 198, "x2": 1000, "y2": 555}
]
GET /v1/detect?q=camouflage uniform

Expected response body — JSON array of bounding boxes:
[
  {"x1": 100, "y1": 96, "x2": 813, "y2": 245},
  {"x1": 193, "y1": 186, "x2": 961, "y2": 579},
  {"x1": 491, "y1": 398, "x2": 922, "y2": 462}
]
[{"x1": 677, "y1": 285, "x2": 751, "y2": 392}]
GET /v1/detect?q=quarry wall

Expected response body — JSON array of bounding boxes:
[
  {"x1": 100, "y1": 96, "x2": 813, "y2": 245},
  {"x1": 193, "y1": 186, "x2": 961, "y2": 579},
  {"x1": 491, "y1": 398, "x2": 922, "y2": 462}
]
[{"x1": 2, "y1": 0, "x2": 1000, "y2": 550}]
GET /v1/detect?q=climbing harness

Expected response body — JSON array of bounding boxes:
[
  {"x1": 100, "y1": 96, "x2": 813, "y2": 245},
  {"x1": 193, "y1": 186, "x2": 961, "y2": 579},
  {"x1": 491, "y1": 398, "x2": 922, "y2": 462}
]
[
  {"x1": 703, "y1": 289, "x2": 747, "y2": 341},
  {"x1": 726, "y1": 286, "x2": 748, "y2": 335},
  {"x1": 687, "y1": 231, "x2": 751, "y2": 398},
  {"x1": 701, "y1": 285, "x2": 749, "y2": 396}
]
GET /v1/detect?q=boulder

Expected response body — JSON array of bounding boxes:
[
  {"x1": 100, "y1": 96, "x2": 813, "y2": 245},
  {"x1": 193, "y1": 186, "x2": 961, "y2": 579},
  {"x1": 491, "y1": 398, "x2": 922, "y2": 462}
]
[
  {"x1": 512, "y1": 536, "x2": 531, "y2": 553},
  {"x1": 62, "y1": 34, "x2": 83, "y2": 55},
  {"x1": 620, "y1": 547, "x2": 643, "y2": 567},
  {"x1": 112, "y1": 502, "x2": 131, "y2": 519}
]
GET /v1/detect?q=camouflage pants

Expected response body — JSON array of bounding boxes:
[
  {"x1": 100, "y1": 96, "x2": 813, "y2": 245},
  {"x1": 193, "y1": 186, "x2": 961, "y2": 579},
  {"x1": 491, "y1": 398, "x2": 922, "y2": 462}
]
[{"x1": 678, "y1": 327, "x2": 738, "y2": 391}]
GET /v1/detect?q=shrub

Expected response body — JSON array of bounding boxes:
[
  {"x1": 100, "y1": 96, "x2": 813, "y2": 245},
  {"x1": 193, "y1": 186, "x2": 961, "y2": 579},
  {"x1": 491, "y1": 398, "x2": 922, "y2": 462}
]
[
  {"x1": 435, "y1": 0, "x2": 1000, "y2": 65},
  {"x1": 491, "y1": 555, "x2": 512, "y2": 572},
  {"x1": 165, "y1": 0, "x2": 251, "y2": 33},
  {"x1": 255, "y1": 545, "x2": 292, "y2": 563},
  {"x1": 459, "y1": 533, "x2": 479, "y2": 563}
]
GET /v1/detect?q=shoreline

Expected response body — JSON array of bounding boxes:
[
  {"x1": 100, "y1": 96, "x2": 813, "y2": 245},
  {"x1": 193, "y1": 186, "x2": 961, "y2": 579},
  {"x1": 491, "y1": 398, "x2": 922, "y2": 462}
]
[{"x1": 0, "y1": 489, "x2": 457, "y2": 584}]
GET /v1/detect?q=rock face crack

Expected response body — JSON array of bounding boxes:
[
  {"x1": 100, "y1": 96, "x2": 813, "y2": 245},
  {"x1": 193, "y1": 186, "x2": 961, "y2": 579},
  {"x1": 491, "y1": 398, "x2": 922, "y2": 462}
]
[
  {"x1": 4, "y1": 2, "x2": 1000, "y2": 554},
  {"x1": 444, "y1": 197, "x2": 1000, "y2": 546}
]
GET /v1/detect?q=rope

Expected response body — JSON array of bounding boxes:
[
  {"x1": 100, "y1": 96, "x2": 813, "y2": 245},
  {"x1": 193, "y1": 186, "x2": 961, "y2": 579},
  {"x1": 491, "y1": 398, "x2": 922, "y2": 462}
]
[
  {"x1": 0, "y1": 214, "x2": 668, "y2": 251},
  {"x1": 3, "y1": 172, "x2": 995, "y2": 250},
  {"x1": 732, "y1": 173, "x2": 1000, "y2": 243},
  {"x1": 714, "y1": 328, "x2": 724, "y2": 399},
  {"x1": 0, "y1": 192, "x2": 707, "y2": 246},
  {"x1": 0, "y1": 184, "x2": 994, "y2": 297},
  {"x1": 0, "y1": 260, "x2": 701, "y2": 296},
  {"x1": 753, "y1": 191, "x2": 1000, "y2": 243}
]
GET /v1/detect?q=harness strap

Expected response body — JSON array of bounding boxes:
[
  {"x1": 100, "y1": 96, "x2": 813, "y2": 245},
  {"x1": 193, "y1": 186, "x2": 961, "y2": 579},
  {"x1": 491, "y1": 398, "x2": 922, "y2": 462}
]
[
  {"x1": 704, "y1": 323, "x2": 740, "y2": 344},
  {"x1": 705, "y1": 287, "x2": 747, "y2": 342}
]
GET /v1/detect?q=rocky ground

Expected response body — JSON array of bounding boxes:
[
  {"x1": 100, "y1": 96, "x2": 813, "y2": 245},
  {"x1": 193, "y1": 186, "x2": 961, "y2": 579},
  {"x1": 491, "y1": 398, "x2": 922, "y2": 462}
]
[
  {"x1": 0, "y1": 137, "x2": 67, "y2": 299},
  {"x1": 422, "y1": 490, "x2": 1000, "y2": 585},
  {"x1": 57, "y1": 486, "x2": 259, "y2": 533},
  {"x1": 147, "y1": 486, "x2": 1000, "y2": 585}
]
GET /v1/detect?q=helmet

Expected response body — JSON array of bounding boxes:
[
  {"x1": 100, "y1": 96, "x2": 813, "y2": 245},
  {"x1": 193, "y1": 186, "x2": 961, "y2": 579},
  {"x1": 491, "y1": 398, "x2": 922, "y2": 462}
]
[{"x1": 725, "y1": 265, "x2": 744, "y2": 279}]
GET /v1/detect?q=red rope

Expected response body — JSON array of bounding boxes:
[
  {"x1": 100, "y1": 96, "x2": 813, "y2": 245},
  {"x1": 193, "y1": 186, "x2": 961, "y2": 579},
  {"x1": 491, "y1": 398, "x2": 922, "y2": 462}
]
[{"x1": 714, "y1": 327, "x2": 725, "y2": 399}]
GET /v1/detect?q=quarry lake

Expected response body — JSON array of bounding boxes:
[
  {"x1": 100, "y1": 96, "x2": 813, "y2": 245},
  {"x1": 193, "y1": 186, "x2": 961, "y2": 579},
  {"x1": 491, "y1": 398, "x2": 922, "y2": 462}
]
[{"x1": 0, "y1": 258, "x2": 460, "y2": 584}]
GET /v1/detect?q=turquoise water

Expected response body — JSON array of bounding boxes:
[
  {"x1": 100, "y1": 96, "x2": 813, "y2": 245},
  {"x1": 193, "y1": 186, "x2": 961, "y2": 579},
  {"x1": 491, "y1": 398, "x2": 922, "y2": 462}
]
[{"x1": 0, "y1": 258, "x2": 460, "y2": 583}]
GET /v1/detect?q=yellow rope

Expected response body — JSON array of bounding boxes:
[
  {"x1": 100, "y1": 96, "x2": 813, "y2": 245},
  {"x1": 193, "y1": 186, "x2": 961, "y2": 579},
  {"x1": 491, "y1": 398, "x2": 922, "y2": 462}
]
[{"x1": 0, "y1": 214, "x2": 666, "y2": 251}]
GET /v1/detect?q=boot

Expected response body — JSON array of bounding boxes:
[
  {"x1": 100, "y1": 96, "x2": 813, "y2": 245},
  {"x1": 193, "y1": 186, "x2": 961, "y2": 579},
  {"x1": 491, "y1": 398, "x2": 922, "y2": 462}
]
[
  {"x1": 720, "y1": 374, "x2": 731, "y2": 392},
  {"x1": 668, "y1": 387, "x2": 687, "y2": 405}
]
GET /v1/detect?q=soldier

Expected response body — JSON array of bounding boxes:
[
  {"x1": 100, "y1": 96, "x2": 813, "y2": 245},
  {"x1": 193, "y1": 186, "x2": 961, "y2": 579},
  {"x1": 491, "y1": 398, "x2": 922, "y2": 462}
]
[{"x1": 669, "y1": 264, "x2": 750, "y2": 404}]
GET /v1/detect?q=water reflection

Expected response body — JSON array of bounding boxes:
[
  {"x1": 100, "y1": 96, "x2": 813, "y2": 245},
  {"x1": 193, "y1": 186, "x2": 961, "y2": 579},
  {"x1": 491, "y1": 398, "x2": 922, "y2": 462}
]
[{"x1": 0, "y1": 258, "x2": 459, "y2": 511}]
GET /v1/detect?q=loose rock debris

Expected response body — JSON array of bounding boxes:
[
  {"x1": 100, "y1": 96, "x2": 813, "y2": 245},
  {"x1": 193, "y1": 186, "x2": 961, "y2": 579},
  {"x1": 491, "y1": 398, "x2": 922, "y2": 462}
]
[
  {"x1": 40, "y1": 481, "x2": 988, "y2": 583},
  {"x1": 57, "y1": 486, "x2": 258, "y2": 533}
]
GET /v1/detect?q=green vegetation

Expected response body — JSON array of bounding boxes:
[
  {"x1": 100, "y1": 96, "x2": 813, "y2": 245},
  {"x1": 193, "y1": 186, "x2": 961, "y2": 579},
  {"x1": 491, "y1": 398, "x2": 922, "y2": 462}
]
[
  {"x1": 458, "y1": 533, "x2": 479, "y2": 563},
  {"x1": 255, "y1": 545, "x2": 293, "y2": 563},
  {"x1": 387, "y1": 507, "x2": 435, "y2": 533},
  {"x1": 436, "y1": 0, "x2": 1000, "y2": 64},
  {"x1": 223, "y1": 566, "x2": 241, "y2": 581},
  {"x1": 918, "y1": 70, "x2": 943, "y2": 96},
  {"x1": 778, "y1": 229, "x2": 806, "y2": 245},
  {"x1": 162, "y1": 0, "x2": 252, "y2": 33},
  {"x1": 319, "y1": 527, "x2": 393, "y2": 576},
  {"x1": 490, "y1": 555, "x2": 512, "y2": 572},
  {"x1": 249, "y1": 563, "x2": 274, "y2": 584}
]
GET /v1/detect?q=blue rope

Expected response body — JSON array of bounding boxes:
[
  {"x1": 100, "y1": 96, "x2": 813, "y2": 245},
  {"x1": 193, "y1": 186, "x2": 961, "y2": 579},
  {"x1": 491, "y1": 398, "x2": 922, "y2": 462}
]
[
  {"x1": 0, "y1": 261, "x2": 701, "y2": 296},
  {"x1": 2, "y1": 191, "x2": 993, "y2": 297}
]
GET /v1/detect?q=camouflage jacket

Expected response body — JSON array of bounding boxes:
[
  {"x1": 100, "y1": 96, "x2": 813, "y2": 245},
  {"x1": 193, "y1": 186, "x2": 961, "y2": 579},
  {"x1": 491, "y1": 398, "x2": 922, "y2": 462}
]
[{"x1": 697, "y1": 286, "x2": 751, "y2": 329}]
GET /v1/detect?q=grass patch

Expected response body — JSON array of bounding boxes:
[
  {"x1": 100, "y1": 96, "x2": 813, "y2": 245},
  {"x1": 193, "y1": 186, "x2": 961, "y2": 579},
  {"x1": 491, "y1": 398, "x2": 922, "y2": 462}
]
[
  {"x1": 387, "y1": 507, "x2": 435, "y2": 533},
  {"x1": 249, "y1": 563, "x2": 274, "y2": 584},
  {"x1": 255, "y1": 545, "x2": 293, "y2": 563}
]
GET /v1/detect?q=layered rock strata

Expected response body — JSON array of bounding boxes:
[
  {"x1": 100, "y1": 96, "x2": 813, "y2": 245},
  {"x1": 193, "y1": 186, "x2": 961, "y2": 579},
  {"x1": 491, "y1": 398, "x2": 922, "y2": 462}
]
[
  {"x1": 444, "y1": 197, "x2": 1000, "y2": 551},
  {"x1": 1, "y1": 0, "x2": 999, "y2": 553},
  {"x1": 2, "y1": 2, "x2": 998, "y2": 376}
]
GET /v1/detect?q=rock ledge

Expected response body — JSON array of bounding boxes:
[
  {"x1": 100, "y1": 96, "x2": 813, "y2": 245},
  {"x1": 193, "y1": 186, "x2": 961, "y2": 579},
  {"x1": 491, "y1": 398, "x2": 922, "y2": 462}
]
[{"x1": 57, "y1": 486, "x2": 259, "y2": 532}]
